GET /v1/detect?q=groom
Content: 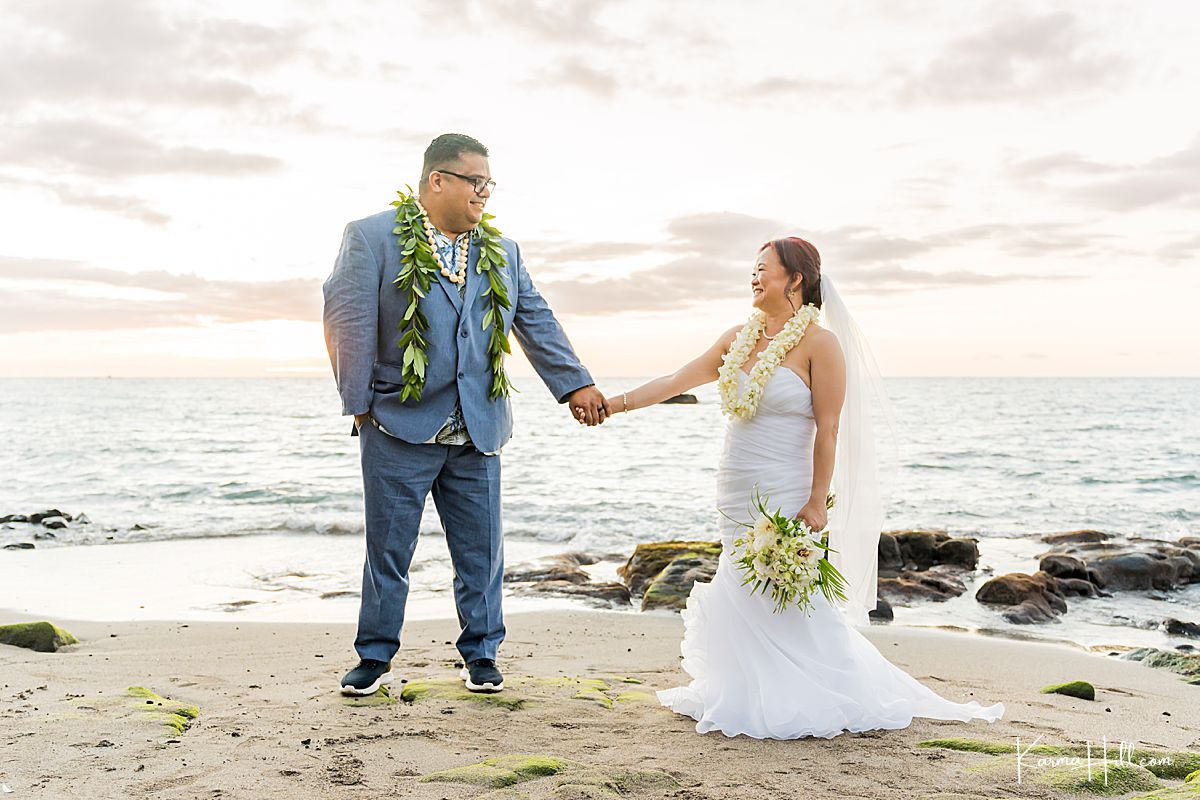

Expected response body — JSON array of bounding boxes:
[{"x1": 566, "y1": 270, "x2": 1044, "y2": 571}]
[{"x1": 322, "y1": 133, "x2": 608, "y2": 696}]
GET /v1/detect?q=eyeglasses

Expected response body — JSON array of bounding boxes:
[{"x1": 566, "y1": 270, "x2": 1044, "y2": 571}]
[{"x1": 435, "y1": 169, "x2": 497, "y2": 196}]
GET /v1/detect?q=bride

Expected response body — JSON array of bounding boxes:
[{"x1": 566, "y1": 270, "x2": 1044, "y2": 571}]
[{"x1": 607, "y1": 236, "x2": 1004, "y2": 739}]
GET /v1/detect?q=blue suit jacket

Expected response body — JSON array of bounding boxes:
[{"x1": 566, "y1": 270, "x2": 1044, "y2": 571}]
[{"x1": 322, "y1": 207, "x2": 593, "y2": 453}]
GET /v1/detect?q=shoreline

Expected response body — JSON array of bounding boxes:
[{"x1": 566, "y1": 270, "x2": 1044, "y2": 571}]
[
  {"x1": 4, "y1": 530, "x2": 1197, "y2": 654},
  {"x1": 2, "y1": 609, "x2": 1197, "y2": 798}
]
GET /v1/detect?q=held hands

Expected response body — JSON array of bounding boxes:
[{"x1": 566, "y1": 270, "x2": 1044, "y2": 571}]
[
  {"x1": 794, "y1": 500, "x2": 828, "y2": 533},
  {"x1": 567, "y1": 385, "x2": 611, "y2": 426}
]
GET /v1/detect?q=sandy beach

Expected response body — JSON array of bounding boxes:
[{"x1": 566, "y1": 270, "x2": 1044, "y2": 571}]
[{"x1": 2, "y1": 608, "x2": 1197, "y2": 799}]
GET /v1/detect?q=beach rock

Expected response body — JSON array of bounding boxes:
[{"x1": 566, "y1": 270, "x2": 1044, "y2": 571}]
[
  {"x1": 32, "y1": 530, "x2": 56, "y2": 540},
  {"x1": 968, "y1": 756, "x2": 1159, "y2": 795},
  {"x1": 661, "y1": 393, "x2": 698, "y2": 404},
  {"x1": 1041, "y1": 529, "x2": 1113, "y2": 546},
  {"x1": 512, "y1": 580, "x2": 631, "y2": 608},
  {"x1": 878, "y1": 534, "x2": 903, "y2": 574},
  {"x1": 920, "y1": 739, "x2": 1200, "y2": 781},
  {"x1": 3, "y1": 542, "x2": 35, "y2": 550},
  {"x1": 1122, "y1": 647, "x2": 1200, "y2": 685},
  {"x1": 1039, "y1": 554, "x2": 1090, "y2": 581},
  {"x1": 75, "y1": 513, "x2": 91, "y2": 525},
  {"x1": 878, "y1": 530, "x2": 978, "y2": 575},
  {"x1": 421, "y1": 754, "x2": 574, "y2": 788},
  {"x1": 935, "y1": 538, "x2": 979, "y2": 569},
  {"x1": 878, "y1": 565, "x2": 968, "y2": 604},
  {"x1": 0, "y1": 514, "x2": 29, "y2": 523},
  {"x1": 618, "y1": 540, "x2": 721, "y2": 599},
  {"x1": 1039, "y1": 533, "x2": 1200, "y2": 595},
  {"x1": 1040, "y1": 680, "x2": 1095, "y2": 701},
  {"x1": 1089, "y1": 552, "x2": 1191, "y2": 591},
  {"x1": 975, "y1": 571, "x2": 1068, "y2": 624},
  {"x1": 504, "y1": 554, "x2": 591, "y2": 585},
  {"x1": 641, "y1": 555, "x2": 717, "y2": 611},
  {"x1": 126, "y1": 686, "x2": 200, "y2": 735},
  {"x1": 869, "y1": 598, "x2": 893, "y2": 623},
  {"x1": 1054, "y1": 577, "x2": 1101, "y2": 597},
  {"x1": 0, "y1": 621, "x2": 79, "y2": 652},
  {"x1": 29, "y1": 509, "x2": 70, "y2": 524},
  {"x1": 1162, "y1": 618, "x2": 1200, "y2": 639},
  {"x1": 40, "y1": 516, "x2": 68, "y2": 530}
]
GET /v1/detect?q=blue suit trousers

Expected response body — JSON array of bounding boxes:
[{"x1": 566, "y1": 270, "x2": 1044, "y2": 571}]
[{"x1": 354, "y1": 420, "x2": 505, "y2": 664}]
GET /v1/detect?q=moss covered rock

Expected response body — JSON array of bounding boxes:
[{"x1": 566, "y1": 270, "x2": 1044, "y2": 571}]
[
  {"x1": 341, "y1": 685, "x2": 397, "y2": 706},
  {"x1": 614, "y1": 690, "x2": 656, "y2": 705},
  {"x1": 400, "y1": 678, "x2": 527, "y2": 710},
  {"x1": 1187, "y1": 769, "x2": 1200, "y2": 783},
  {"x1": 618, "y1": 540, "x2": 721, "y2": 599},
  {"x1": 1128, "y1": 785, "x2": 1200, "y2": 799},
  {"x1": 1124, "y1": 648, "x2": 1200, "y2": 685},
  {"x1": 126, "y1": 686, "x2": 199, "y2": 735},
  {"x1": 641, "y1": 554, "x2": 718, "y2": 611},
  {"x1": 970, "y1": 755, "x2": 1160, "y2": 795},
  {"x1": 0, "y1": 621, "x2": 78, "y2": 652},
  {"x1": 1041, "y1": 680, "x2": 1096, "y2": 700},
  {"x1": 921, "y1": 739, "x2": 1200, "y2": 781},
  {"x1": 422, "y1": 755, "x2": 575, "y2": 788}
]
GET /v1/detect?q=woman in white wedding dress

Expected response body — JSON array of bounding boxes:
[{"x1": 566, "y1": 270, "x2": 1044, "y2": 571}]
[{"x1": 607, "y1": 237, "x2": 1004, "y2": 740}]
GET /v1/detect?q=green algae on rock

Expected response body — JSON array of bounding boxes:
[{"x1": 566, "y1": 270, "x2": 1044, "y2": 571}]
[
  {"x1": 423, "y1": 754, "x2": 679, "y2": 796},
  {"x1": 126, "y1": 686, "x2": 199, "y2": 735},
  {"x1": 422, "y1": 755, "x2": 574, "y2": 788},
  {"x1": 920, "y1": 739, "x2": 1200, "y2": 781},
  {"x1": 0, "y1": 621, "x2": 78, "y2": 652},
  {"x1": 970, "y1": 756, "x2": 1160, "y2": 796},
  {"x1": 1041, "y1": 680, "x2": 1097, "y2": 700},
  {"x1": 1124, "y1": 648, "x2": 1200, "y2": 685},
  {"x1": 400, "y1": 678, "x2": 527, "y2": 710},
  {"x1": 1127, "y1": 784, "x2": 1200, "y2": 799},
  {"x1": 341, "y1": 685, "x2": 397, "y2": 707},
  {"x1": 618, "y1": 540, "x2": 721, "y2": 599}
]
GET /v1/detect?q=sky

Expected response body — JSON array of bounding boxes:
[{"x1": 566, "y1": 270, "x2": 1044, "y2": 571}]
[{"x1": 1, "y1": 0, "x2": 1198, "y2": 379}]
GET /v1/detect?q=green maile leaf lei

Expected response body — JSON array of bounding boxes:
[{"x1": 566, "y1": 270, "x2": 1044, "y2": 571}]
[{"x1": 389, "y1": 186, "x2": 514, "y2": 403}]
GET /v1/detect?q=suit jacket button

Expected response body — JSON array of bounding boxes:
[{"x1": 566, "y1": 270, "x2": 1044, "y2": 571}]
[
  {"x1": 458, "y1": 371, "x2": 465, "y2": 379},
  {"x1": 461, "y1": 329, "x2": 468, "y2": 338}
]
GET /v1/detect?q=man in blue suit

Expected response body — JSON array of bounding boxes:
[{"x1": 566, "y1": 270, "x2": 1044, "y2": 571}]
[{"x1": 323, "y1": 133, "x2": 608, "y2": 696}]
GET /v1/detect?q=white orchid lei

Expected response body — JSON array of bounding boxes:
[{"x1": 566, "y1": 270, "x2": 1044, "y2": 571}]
[{"x1": 717, "y1": 304, "x2": 821, "y2": 419}]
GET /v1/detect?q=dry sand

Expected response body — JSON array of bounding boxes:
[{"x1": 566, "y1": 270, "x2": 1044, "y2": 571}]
[{"x1": 1, "y1": 608, "x2": 1197, "y2": 799}]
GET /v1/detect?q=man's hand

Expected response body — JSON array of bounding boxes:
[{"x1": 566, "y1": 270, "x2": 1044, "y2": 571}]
[
  {"x1": 567, "y1": 386, "x2": 610, "y2": 426},
  {"x1": 354, "y1": 413, "x2": 370, "y2": 430}
]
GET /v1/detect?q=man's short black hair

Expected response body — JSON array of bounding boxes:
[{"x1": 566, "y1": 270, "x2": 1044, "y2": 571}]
[{"x1": 421, "y1": 133, "x2": 489, "y2": 185}]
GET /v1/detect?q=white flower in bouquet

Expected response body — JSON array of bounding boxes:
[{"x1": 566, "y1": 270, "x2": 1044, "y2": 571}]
[{"x1": 726, "y1": 488, "x2": 849, "y2": 615}]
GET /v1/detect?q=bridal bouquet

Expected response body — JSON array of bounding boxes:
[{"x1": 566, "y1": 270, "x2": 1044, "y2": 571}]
[{"x1": 728, "y1": 490, "x2": 849, "y2": 614}]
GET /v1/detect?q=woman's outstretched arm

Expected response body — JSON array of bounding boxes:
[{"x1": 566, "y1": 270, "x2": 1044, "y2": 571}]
[
  {"x1": 607, "y1": 326, "x2": 739, "y2": 413},
  {"x1": 797, "y1": 329, "x2": 847, "y2": 532}
]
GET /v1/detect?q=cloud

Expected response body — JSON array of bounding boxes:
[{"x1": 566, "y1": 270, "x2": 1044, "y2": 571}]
[
  {"x1": 526, "y1": 57, "x2": 620, "y2": 98},
  {"x1": 0, "y1": 256, "x2": 319, "y2": 332},
  {"x1": 532, "y1": 212, "x2": 1081, "y2": 314},
  {"x1": 0, "y1": 174, "x2": 169, "y2": 225},
  {"x1": 0, "y1": 0, "x2": 312, "y2": 113},
  {"x1": 0, "y1": 118, "x2": 282, "y2": 178},
  {"x1": 1008, "y1": 134, "x2": 1200, "y2": 211},
  {"x1": 1156, "y1": 233, "x2": 1200, "y2": 265},
  {"x1": 891, "y1": 10, "x2": 1127, "y2": 105}
]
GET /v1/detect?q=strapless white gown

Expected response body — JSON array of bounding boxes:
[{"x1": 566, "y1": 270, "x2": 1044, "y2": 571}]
[{"x1": 656, "y1": 369, "x2": 1004, "y2": 739}]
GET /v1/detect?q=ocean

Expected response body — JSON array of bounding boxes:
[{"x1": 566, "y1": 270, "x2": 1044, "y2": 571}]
[{"x1": 2, "y1": 377, "x2": 1197, "y2": 645}]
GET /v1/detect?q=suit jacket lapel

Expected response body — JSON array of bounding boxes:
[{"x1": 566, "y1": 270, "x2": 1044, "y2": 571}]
[
  {"x1": 462, "y1": 240, "x2": 485, "y2": 316},
  {"x1": 435, "y1": 253, "x2": 464, "y2": 314}
]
